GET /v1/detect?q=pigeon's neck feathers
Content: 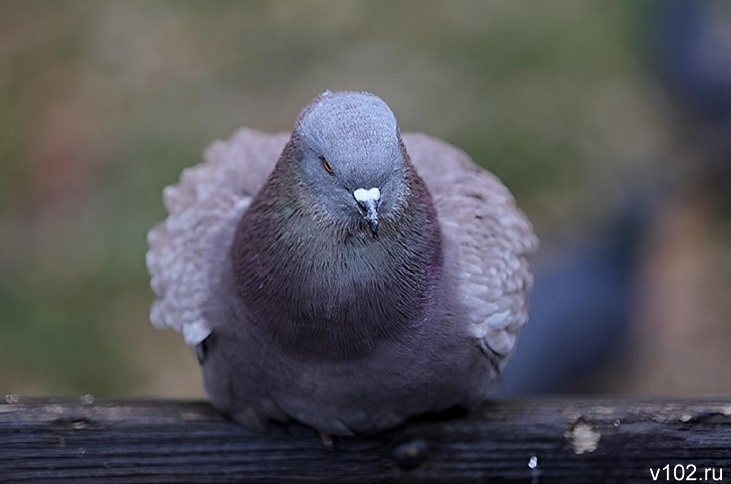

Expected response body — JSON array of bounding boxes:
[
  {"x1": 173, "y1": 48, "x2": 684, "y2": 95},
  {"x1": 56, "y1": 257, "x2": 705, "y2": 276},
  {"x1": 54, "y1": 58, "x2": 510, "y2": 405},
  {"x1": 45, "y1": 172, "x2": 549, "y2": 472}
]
[{"x1": 231, "y1": 152, "x2": 443, "y2": 359}]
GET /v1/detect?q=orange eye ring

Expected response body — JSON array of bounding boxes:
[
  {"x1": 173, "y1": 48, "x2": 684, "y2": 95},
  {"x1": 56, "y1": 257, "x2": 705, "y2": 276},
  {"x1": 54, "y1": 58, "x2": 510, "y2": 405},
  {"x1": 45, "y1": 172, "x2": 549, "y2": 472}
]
[{"x1": 321, "y1": 156, "x2": 334, "y2": 174}]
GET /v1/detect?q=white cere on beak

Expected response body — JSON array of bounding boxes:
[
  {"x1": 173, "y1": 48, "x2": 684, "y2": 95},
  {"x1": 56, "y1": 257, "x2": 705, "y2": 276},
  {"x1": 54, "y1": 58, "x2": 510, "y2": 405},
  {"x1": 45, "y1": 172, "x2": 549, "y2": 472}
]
[
  {"x1": 353, "y1": 187, "x2": 380, "y2": 204},
  {"x1": 353, "y1": 187, "x2": 381, "y2": 237}
]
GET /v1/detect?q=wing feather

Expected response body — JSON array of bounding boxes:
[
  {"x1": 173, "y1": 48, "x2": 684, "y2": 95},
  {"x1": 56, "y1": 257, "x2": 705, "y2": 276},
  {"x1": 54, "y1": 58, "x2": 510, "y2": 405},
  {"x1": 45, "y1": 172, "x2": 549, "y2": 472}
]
[
  {"x1": 146, "y1": 128, "x2": 289, "y2": 345},
  {"x1": 403, "y1": 133, "x2": 538, "y2": 368}
]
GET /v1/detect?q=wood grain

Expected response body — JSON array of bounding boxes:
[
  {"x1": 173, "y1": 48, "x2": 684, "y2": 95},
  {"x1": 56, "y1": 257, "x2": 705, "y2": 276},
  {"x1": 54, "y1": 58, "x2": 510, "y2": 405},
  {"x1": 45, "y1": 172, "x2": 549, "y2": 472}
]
[{"x1": 2, "y1": 398, "x2": 731, "y2": 482}]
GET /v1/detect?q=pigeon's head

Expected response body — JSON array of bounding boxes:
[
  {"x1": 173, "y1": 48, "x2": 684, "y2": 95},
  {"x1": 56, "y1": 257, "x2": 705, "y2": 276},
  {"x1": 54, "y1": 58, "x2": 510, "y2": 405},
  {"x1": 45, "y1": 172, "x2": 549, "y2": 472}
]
[{"x1": 292, "y1": 91, "x2": 407, "y2": 237}]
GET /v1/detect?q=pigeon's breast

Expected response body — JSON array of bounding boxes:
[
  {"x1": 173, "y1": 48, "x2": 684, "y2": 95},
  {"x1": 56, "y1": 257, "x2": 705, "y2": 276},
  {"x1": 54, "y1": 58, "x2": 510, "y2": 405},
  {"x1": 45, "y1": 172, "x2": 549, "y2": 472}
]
[{"x1": 233, "y1": 208, "x2": 441, "y2": 357}]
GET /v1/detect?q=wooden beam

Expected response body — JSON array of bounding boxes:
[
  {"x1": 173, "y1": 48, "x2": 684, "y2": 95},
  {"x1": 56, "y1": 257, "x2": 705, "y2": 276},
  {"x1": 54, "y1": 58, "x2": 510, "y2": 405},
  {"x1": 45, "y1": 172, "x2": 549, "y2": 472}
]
[{"x1": 2, "y1": 398, "x2": 731, "y2": 482}]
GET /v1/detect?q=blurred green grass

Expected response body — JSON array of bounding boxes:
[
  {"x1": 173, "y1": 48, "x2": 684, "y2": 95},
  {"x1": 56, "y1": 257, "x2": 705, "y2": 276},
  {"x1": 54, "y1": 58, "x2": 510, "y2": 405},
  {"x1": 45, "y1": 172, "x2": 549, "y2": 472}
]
[{"x1": 0, "y1": 1, "x2": 671, "y2": 397}]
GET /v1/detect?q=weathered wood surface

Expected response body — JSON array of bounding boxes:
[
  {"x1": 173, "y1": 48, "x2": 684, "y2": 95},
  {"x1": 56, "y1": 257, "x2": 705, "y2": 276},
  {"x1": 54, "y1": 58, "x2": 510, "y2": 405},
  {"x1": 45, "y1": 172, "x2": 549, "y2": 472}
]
[{"x1": 2, "y1": 398, "x2": 731, "y2": 483}]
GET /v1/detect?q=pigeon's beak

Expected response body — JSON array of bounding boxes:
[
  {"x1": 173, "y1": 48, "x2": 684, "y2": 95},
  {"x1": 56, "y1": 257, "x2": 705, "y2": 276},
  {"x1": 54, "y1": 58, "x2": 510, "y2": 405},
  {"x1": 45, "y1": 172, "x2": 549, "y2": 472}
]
[{"x1": 353, "y1": 187, "x2": 381, "y2": 238}]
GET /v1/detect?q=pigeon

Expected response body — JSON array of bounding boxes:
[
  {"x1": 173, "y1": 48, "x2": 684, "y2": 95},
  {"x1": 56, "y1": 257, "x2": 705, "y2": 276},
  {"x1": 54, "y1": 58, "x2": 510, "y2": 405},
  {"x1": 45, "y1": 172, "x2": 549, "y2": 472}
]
[{"x1": 146, "y1": 91, "x2": 537, "y2": 437}]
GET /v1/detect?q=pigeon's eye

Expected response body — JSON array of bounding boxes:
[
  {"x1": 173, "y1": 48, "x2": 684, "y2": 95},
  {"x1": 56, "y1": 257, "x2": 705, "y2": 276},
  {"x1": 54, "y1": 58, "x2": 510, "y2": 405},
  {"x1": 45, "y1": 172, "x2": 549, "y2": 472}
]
[{"x1": 320, "y1": 156, "x2": 334, "y2": 175}]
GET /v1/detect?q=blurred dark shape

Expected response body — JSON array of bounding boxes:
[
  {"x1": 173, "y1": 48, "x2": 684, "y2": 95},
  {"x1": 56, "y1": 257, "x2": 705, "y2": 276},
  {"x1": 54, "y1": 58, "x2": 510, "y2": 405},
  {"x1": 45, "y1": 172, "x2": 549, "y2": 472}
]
[
  {"x1": 498, "y1": 191, "x2": 655, "y2": 395},
  {"x1": 499, "y1": 0, "x2": 731, "y2": 396},
  {"x1": 650, "y1": 0, "x2": 731, "y2": 212}
]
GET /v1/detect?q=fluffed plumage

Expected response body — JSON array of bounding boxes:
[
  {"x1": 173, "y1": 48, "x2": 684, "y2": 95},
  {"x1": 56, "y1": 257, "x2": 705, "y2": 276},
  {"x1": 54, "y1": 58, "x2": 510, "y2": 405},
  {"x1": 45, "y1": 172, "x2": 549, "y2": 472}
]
[{"x1": 146, "y1": 91, "x2": 537, "y2": 435}]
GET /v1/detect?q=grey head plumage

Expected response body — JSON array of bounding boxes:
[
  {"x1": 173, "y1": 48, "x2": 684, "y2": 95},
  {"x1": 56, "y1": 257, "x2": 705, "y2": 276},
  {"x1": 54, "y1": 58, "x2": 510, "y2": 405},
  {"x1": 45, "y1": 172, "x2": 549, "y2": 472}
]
[
  {"x1": 279, "y1": 90, "x2": 405, "y2": 237},
  {"x1": 300, "y1": 91, "x2": 409, "y2": 236}
]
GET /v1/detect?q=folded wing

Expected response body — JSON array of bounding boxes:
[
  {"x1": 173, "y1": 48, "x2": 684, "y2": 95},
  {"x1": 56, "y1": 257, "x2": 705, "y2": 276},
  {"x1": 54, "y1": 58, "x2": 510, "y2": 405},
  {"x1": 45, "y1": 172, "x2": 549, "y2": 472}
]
[{"x1": 403, "y1": 133, "x2": 538, "y2": 370}]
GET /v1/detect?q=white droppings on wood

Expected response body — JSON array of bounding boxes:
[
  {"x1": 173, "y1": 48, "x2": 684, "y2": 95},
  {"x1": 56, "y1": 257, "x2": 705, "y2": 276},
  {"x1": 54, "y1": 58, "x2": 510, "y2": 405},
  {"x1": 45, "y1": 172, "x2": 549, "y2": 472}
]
[{"x1": 566, "y1": 421, "x2": 601, "y2": 454}]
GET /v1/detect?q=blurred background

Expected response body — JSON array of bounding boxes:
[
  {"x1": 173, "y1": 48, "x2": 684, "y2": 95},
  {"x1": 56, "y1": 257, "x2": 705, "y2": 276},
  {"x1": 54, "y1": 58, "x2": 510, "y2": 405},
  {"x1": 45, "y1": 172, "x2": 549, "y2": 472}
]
[{"x1": 2, "y1": 0, "x2": 730, "y2": 399}]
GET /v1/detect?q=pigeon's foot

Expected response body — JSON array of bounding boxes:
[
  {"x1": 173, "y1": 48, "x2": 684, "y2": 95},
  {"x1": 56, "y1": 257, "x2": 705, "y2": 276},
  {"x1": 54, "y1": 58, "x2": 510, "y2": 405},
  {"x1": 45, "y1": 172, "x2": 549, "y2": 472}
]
[{"x1": 319, "y1": 431, "x2": 335, "y2": 450}]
